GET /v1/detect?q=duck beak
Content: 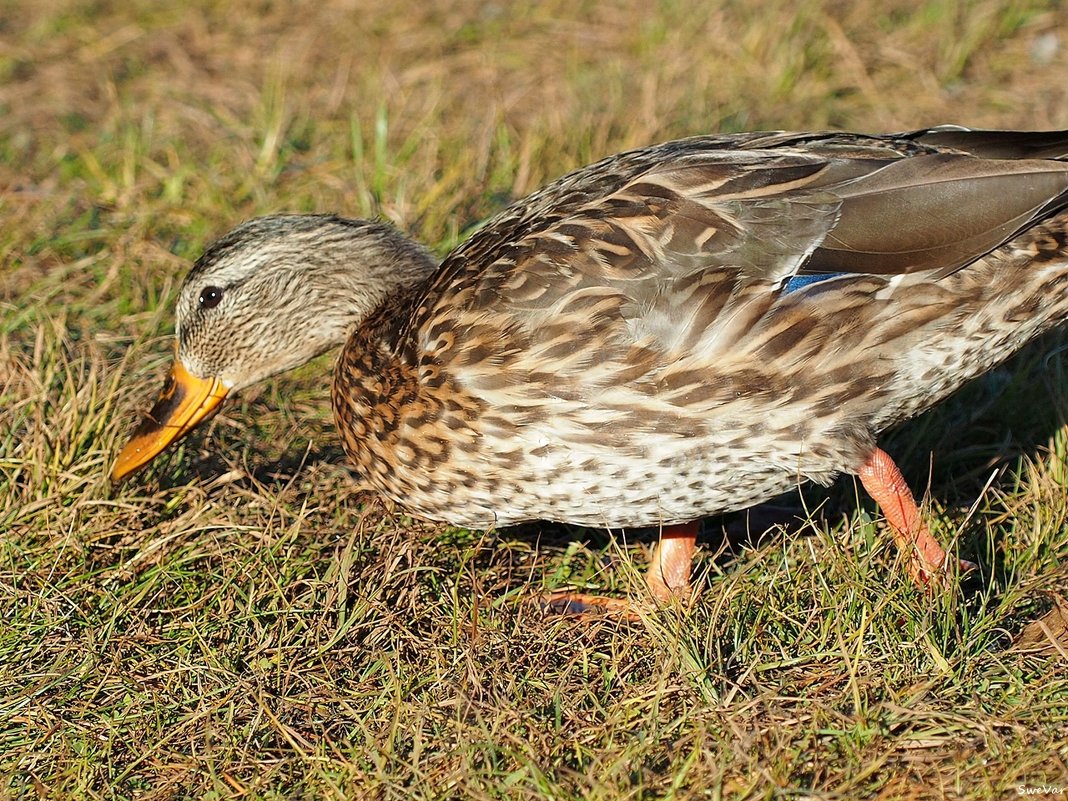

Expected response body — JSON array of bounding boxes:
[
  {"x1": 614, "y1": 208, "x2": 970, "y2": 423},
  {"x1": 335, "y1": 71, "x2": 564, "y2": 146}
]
[{"x1": 111, "y1": 358, "x2": 229, "y2": 481}]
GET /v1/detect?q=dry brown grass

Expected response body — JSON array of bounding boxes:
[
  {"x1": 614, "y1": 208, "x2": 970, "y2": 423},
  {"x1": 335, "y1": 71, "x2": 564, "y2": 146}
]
[{"x1": 4, "y1": 1, "x2": 1068, "y2": 798}]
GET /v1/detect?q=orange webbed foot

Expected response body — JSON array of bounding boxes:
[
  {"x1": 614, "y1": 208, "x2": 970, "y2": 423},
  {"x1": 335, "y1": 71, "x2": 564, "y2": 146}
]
[{"x1": 540, "y1": 591, "x2": 642, "y2": 621}]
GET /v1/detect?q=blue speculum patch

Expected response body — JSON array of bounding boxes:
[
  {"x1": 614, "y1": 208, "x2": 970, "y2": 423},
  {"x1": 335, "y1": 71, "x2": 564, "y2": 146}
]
[{"x1": 782, "y1": 272, "x2": 848, "y2": 293}]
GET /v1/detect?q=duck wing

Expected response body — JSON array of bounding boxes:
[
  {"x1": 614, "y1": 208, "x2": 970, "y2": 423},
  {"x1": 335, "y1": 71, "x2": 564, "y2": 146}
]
[{"x1": 413, "y1": 129, "x2": 1068, "y2": 381}]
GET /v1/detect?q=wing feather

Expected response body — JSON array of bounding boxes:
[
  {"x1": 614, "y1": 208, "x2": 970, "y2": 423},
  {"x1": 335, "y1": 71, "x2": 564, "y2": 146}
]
[{"x1": 411, "y1": 128, "x2": 1068, "y2": 387}]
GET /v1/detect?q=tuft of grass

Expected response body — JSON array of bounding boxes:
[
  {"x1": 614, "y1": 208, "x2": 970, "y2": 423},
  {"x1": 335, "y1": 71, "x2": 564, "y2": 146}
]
[{"x1": 3, "y1": 0, "x2": 1068, "y2": 798}]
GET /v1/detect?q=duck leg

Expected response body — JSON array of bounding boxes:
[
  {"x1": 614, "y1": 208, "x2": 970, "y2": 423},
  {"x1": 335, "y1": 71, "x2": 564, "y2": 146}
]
[
  {"x1": 857, "y1": 447, "x2": 974, "y2": 587},
  {"x1": 542, "y1": 521, "x2": 699, "y2": 616},
  {"x1": 646, "y1": 521, "x2": 698, "y2": 603}
]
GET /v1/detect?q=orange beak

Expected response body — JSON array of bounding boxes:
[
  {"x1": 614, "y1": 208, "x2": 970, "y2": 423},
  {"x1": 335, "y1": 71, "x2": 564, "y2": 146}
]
[{"x1": 111, "y1": 358, "x2": 229, "y2": 481}]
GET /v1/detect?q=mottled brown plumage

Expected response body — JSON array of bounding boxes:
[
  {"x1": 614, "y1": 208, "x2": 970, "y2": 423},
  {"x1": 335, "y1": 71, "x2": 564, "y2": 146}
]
[{"x1": 113, "y1": 126, "x2": 1068, "y2": 605}]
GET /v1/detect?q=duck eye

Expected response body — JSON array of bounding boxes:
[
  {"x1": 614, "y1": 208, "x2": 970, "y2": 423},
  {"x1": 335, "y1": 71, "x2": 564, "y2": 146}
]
[{"x1": 198, "y1": 286, "x2": 224, "y2": 309}]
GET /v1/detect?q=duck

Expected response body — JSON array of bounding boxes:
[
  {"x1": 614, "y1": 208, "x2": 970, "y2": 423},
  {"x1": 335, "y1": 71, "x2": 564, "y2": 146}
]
[{"x1": 111, "y1": 126, "x2": 1068, "y2": 612}]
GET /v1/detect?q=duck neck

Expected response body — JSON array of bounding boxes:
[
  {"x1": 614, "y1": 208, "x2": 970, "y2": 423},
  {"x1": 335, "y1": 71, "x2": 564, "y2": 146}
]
[{"x1": 309, "y1": 220, "x2": 438, "y2": 350}]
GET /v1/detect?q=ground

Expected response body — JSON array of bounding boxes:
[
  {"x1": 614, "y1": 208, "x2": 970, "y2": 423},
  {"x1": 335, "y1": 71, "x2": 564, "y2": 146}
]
[{"x1": 2, "y1": 1, "x2": 1068, "y2": 798}]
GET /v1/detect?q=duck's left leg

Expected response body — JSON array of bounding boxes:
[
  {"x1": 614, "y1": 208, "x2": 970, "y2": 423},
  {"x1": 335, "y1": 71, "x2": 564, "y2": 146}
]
[
  {"x1": 645, "y1": 521, "x2": 698, "y2": 603},
  {"x1": 541, "y1": 522, "x2": 699, "y2": 616},
  {"x1": 857, "y1": 447, "x2": 976, "y2": 587}
]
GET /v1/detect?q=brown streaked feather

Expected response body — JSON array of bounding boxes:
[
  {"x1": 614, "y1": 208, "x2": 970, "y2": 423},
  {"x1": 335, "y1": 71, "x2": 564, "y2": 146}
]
[
  {"x1": 341, "y1": 127, "x2": 1068, "y2": 527},
  {"x1": 417, "y1": 130, "x2": 1068, "y2": 336}
]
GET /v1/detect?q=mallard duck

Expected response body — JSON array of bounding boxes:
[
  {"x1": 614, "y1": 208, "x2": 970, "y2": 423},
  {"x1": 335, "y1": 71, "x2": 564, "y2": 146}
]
[{"x1": 112, "y1": 126, "x2": 1068, "y2": 610}]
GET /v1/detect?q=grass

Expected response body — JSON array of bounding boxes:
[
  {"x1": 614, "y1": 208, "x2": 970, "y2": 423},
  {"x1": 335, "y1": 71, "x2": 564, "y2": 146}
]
[{"x1": 3, "y1": 0, "x2": 1068, "y2": 797}]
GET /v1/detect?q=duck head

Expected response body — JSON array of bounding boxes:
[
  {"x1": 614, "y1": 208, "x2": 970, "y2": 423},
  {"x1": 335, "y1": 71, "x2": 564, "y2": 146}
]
[{"x1": 111, "y1": 214, "x2": 435, "y2": 481}]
